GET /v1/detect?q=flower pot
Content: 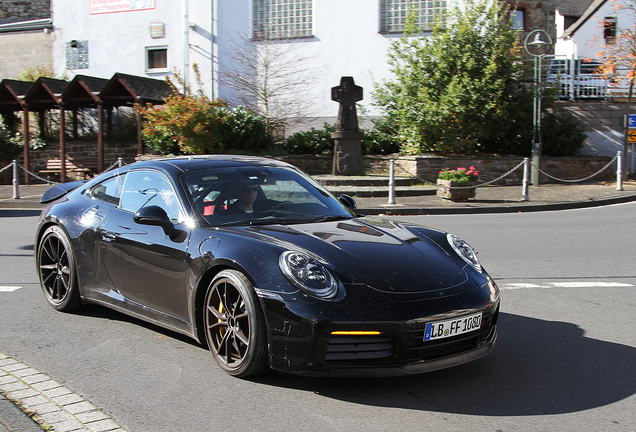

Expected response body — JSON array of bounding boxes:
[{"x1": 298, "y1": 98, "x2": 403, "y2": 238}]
[{"x1": 436, "y1": 179, "x2": 476, "y2": 201}]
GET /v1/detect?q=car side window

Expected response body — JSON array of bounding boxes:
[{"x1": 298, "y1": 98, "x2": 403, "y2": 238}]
[
  {"x1": 120, "y1": 170, "x2": 185, "y2": 223},
  {"x1": 88, "y1": 173, "x2": 125, "y2": 205}
]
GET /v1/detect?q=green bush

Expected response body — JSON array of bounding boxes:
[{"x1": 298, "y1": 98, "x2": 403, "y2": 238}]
[
  {"x1": 141, "y1": 128, "x2": 182, "y2": 155},
  {"x1": 541, "y1": 112, "x2": 586, "y2": 157},
  {"x1": 220, "y1": 107, "x2": 272, "y2": 153},
  {"x1": 282, "y1": 120, "x2": 401, "y2": 156},
  {"x1": 0, "y1": 115, "x2": 23, "y2": 160},
  {"x1": 141, "y1": 103, "x2": 273, "y2": 156},
  {"x1": 374, "y1": 0, "x2": 533, "y2": 155},
  {"x1": 361, "y1": 117, "x2": 401, "y2": 155},
  {"x1": 282, "y1": 123, "x2": 335, "y2": 155},
  {"x1": 0, "y1": 135, "x2": 22, "y2": 161}
]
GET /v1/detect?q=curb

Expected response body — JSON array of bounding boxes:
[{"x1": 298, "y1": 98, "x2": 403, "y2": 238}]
[
  {"x1": 0, "y1": 353, "x2": 127, "y2": 432},
  {"x1": 356, "y1": 192, "x2": 636, "y2": 215}
]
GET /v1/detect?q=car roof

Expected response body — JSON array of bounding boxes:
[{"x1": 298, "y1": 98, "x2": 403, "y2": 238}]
[{"x1": 126, "y1": 155, "x2": 296, "y2": 176}]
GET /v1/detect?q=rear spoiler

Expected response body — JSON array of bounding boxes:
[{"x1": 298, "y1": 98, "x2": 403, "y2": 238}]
[{"x1": 40, "y1": 181, "x2": 86, "y2": 204}]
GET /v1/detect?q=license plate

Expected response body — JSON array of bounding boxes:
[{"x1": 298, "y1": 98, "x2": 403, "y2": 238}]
[{"x1": 424, "y1": 312, "x2": 482, "y2": 341}]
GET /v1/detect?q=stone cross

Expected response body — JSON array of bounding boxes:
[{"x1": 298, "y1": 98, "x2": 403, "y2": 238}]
[
  {"x1": 331, "y1": 76, "x2": 363, "y2": 132},
  {"x1": 330, "y1": 76, "x2": 365, "y2": 176}
]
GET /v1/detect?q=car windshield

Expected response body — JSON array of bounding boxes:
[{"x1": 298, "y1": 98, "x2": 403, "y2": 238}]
[{"x1": 182, "y1": 166, "x2": 355, "y2": 227}]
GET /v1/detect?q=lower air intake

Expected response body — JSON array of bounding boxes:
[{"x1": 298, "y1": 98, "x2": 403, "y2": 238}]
[{"x1": 326, "y1": 335, "x2": 394, "y2": 361}]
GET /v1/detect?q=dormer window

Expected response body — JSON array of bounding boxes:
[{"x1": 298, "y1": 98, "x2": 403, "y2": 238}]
[{"x1": 604, "y1": 17, "x2": 617, "y2": 45}]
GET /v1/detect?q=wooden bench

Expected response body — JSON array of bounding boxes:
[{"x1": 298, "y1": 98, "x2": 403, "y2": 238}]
[{"x1": 40, "y1": 158, "x2": 99, "y2": 181}]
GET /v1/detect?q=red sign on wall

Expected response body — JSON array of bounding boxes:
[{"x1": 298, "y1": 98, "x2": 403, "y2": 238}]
[{"x1": 90, "y1": 0, "x2": 155, "y2": 15}]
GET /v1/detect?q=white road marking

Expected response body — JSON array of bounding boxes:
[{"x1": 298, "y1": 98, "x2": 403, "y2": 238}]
[
  {"x1": 501, "y1": 282, "x2": 633, "y2": 290},
  {"x1": 0, "y1": 286, "x2": 22, "y2": 292}
]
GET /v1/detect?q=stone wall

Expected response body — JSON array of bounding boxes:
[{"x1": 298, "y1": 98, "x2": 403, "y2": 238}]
[
  {"x1": 0, "y1": 30, "x2": 53, "y2": 79},
  {"x1": 279, "y1": 154, "x2": 616, "y2": 185},
  {"x1": 0, "y1": 0, "x2": 52, "y2": 80},
  {"x1": 551, "y1": 101, "x2": 627, "y2": 133},
  {"x1": 550, "y1": 101, "x2": 631, "y2": 158},
  {"x1": 0, "y1": 140, "x2": 139, "y2": 184},
  {"x1": 0, "y1": 0, "x2": 50, "y2": 22},
  {"x1": 2, "y1": 151, "x2": 616, "y2": 185}
]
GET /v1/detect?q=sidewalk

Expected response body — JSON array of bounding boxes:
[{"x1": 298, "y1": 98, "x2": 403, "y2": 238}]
[
  {"x1": 1, "y1": 180, "x2": 636, "y2": 214},
  {"x1": 341, "y1": 179, "x2": 636, "y2": 214},
  {"x1": 0, "y1": 353, "x2": 126, "y2": 432}
]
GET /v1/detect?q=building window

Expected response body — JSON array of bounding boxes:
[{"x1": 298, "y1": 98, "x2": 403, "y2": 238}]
[
  {"x1": 380, "y1": 0, "x2": 446, "y2": 33},
  {"x1": 604, "y1": 17, "x2": 617, "y2": 45},
  {"x1": 253, "y1": 0, "x2": 313, "y2": 40},
  {"x1": 511, "y1": 9, "x2": 525, "y2": 30},
  {"x1": 146, "y1": 47, "x2": 168, "y2": 71}
]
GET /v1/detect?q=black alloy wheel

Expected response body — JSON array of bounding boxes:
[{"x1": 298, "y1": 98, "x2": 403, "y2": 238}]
[
  {"x1": 203, "y1": 269, "x2": 269, "y2": 377},
  {"x1": 37, "y1": 226, "x2": 82, "y2": 312}
]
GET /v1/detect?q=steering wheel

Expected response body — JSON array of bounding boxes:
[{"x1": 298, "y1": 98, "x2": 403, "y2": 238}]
[{"x1": 271, "y1": 200, "x2": 294, "y2": 210}]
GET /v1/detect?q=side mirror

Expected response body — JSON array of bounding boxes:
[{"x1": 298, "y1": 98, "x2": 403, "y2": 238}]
[
  {"x1": 338, "y1": 194, "x2": 357, "y2": 210},
  {"x1": 134, "y1": 205, "x2": 174, "y2": 236}
]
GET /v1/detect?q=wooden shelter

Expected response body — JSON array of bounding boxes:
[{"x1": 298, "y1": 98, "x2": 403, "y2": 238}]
[{"x1": 0, "y1": 73, "x2": 173, "y2": 183}]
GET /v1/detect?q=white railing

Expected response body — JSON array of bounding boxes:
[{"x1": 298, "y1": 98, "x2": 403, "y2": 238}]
[{"x1": 543, "y1": 56, "x2": 632, "y2": 101}]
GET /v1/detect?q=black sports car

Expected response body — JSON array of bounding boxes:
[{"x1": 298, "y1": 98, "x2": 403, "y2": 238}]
[{"x1": 35, "y1": 155, "x2": 499, "y2": 377}]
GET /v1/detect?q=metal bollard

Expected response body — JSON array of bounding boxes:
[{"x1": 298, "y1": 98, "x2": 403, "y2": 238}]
[
  {"x1": 616, "y1": 151, "x2": 623, "y2": 191},
  {"x1": 12, "y1": 159, "x2": 19, "y2": 199},
  {"x1": 387, "y1": 159, "x2": 396, "y2": 205},
  {"x1": 118, "y1": 157, "x2": 124, "y2": 168},
  {"x1": 521, "y1": 158, "x2": 529, "y2": 201}
]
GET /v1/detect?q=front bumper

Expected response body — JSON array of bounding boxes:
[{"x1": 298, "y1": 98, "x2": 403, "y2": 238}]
[{"x1": 260, "y1": 289, "x2": 500, "y2": 377}]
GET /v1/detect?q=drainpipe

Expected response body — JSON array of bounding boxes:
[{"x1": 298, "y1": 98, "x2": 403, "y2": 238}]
[
  {"x1": 211, "y1": 0, "x2": 217, "y2": 99},
  {"x1": 184, "y1": 0, "x2": 190, "y2": 94}
]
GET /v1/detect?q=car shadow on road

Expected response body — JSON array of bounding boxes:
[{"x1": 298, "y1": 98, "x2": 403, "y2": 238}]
[{"x1": 254, "y1": 312, "x2": 636, "y2": 416}]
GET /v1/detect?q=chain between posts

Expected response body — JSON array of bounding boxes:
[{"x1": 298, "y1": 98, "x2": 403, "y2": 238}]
[
  {"x1": 0, "y1": 163, "x2": 13, "y2": 174},
  {"x1": 15, "y1": 158, "x2": 126, "y2": 186},
  {"x1": 18, "y1": 163, "x2": 60, "y2": 185},
  {"x1": 5, "y1": 158, "x2": 127, "y2": 199},
  {"x1": 529, "y1": 153, "x2": 619, "y2": 183},
  {"x1": 386, "y1": 151, "x2": 624, "y2": 204}
]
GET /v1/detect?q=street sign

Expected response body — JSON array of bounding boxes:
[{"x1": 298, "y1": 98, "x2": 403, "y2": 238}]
[
  {"x1": 628, "y1": 130, "x2": 636, "y2": 142},
  {"x1": 630, "y1": 114, "x2": 636, "y2": 129}
]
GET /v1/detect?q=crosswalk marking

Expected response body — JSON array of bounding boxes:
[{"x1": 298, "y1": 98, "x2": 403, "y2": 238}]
[{"x1": 501, "y1": 282, "x2": 633, "y2": 290}]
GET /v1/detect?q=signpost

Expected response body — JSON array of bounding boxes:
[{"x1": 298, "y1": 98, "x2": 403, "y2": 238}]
[{"x1": 627, "y1": 114, "x2": 636, "y2": 175}]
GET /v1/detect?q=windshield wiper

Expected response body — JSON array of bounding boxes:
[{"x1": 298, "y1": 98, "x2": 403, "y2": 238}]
[{"x1": 313, "y1": 215, "x2": 353, "y2": 223}]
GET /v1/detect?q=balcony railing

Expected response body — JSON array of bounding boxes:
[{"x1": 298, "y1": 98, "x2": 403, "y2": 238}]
[{"x1": 542, "y1": 56, "x2": 633, "y2": 101}]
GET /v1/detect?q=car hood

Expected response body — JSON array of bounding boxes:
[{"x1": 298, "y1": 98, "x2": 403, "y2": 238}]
[{"x1": 216, "y1": 216, "x2": 481, "y2": 297}]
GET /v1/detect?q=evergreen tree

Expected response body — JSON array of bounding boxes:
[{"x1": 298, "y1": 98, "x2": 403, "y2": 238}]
[{"x1": 374, "y1": 0, "x2": 534, "y2": 155}]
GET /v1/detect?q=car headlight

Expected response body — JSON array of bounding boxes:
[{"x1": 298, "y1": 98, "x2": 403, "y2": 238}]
[
  {"x1": 279, "y1": 251, "x2": 339, "y2": 299},
  {"x1": 447, "y1": 234, "x2": 482, "y2": 273}
]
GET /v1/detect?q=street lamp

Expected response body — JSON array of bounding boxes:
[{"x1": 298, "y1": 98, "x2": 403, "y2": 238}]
[{"x1": 524, "y1": 30, "x2": 552, "y2": 186}]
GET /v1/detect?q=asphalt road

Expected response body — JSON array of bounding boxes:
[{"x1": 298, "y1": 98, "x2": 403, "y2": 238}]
[{"x1": 1, "y1": 204, "x2": 635, "y2": 432}]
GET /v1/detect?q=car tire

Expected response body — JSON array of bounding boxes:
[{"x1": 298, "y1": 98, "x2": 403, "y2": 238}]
[
  {"x1": 37, "y1": 225, "x2": 82, "y2": 312},
  {"x1": 203, "y1": 269, "x2": 269, "y2": 377}
]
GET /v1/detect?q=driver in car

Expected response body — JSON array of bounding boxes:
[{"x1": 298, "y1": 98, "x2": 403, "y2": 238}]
[{"x1": 226, "y1": 182, "x2": 271, "y2": 214}]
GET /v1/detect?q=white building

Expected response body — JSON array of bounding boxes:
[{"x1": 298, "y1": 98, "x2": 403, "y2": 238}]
[
  {"x1": 556, "y1": 0, "x2": 633, "y2": 60},
  {"x1": 51, "y1": 1, "x2": 215, "y2": 96},
  {"x1": 47, "y1": 0, "x2": 472, "y2": 130}
]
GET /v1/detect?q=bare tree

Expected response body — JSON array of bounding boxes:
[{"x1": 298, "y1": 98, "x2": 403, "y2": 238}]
[{"x1": 221, "y1": 33, "x2": 319, "y2": 136}]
